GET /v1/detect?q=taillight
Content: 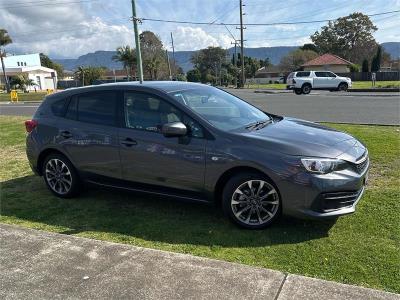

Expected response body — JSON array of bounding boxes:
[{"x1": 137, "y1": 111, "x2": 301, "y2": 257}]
[{"x1": 25, "y1": 120, "x2": 38, "y2": 133}]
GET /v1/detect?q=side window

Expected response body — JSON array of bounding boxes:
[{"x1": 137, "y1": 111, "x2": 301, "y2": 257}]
[
  {"x1": 124, "y1": 92, "x2": 204, "y2": 138},
  {"x1": 295, "y1": 71, "x2": 310, "y2": 77},
  {"x1": 315, "y1": 72, "x2": 327, "y2": 77},
  {"x1": 77, "y1": 92, "x2": 117, "y2": 126},
  {"x1": 326, "y1": 72, "x2": 336, "y2": 77},
  {"x1": 51, "y1": 98, "x2": 67, "y2": 117},
  {"x1": 65, "y1": 96, "x2": 78, "y2": 120}
]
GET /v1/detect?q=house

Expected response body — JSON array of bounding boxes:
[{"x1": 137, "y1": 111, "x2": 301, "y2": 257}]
[
  {"x1": 1, "y1": 53, "x2": 57, "y2": 91},
  {"x1": 302, "y1": 54, "x2": 353, "y2": 73},
  {"x1": 102, "y1": 69, "x2": 129, "y2": 81},
  {"x1": 249, "y1": 65, "x2": 287, "y2": 84}
]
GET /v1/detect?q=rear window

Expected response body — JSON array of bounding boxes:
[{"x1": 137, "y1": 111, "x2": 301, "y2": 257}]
[
  {"x1": 51, "y1": 98, "x2": 67, "y2": 116},
  {"x1": 77, "y1": 92, "x2": 117, "y2": 126},
  {"x1": 295, "y1": 72, "x2": 311, "y2": 77}
]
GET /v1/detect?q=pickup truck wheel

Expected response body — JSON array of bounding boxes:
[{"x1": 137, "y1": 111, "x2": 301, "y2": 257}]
[
  {"x1": 294, "y1": 88, "x2": 302, "y2": 95},
  {"x1": 301, "y1": 84, "x2": 311, "y2": 94},
  {"x1": 338, "y1": 82, "x2": 348, "y2": 91}
]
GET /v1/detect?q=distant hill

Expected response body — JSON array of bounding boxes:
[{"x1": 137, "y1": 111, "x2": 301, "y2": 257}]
[
  {"x1": 53, "y1": 46, "x2": 298, "y2": 73},
  {"x1": 53, "y1": 43, "x2": 399, "y2": 73},
  {"x1": 382, "y1": 42, "x2": 400, "y2": 59}
]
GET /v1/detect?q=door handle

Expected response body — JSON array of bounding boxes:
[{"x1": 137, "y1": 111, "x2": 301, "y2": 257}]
[
  {"x1": 60, "y1": 131, "x2": 72, "y2": 138},
  {"x1": 121, "y1": 138, "x2": 137, "y2": 147}
]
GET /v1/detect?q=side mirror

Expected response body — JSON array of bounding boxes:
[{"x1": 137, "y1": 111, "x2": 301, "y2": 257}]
[{"x1": 162, "y1": 122, "x2": 187, "y2": 137}]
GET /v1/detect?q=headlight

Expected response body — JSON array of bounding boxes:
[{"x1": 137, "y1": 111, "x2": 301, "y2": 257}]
[{"x1": 301, "y1": 158, "x2": 345, "y2": 174}]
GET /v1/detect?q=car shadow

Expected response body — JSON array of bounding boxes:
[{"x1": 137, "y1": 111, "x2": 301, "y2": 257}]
[{"x1": 1, "y1": 175, "x2": 337, "y2": 248}]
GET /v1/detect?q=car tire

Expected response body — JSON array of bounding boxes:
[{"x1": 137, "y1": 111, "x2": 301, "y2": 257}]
[
  {"x1": 338, "y1": 82, "x2": 348, "y2": 91},
  {"x1": 42, "y1": 153, "x2": 81, "y2": 198},
  {"x1": 294, "y1": 88, "x2": 302, "y2": 95},
  {"x1": 301, "y1": 84, "x2": 312, "y2": 94},
  {"x1": 222, "y1": 172, "x2": 281, "y2": 229}
]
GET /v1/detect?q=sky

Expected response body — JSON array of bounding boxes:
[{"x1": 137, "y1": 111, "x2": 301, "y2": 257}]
[{"x1": 1, "y1": 0, "x2": 399, "y2": 58}]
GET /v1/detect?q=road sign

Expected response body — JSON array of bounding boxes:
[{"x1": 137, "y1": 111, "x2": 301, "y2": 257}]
[{"x1": 10, "y1": 90, "x2": 18, "y2": 102}]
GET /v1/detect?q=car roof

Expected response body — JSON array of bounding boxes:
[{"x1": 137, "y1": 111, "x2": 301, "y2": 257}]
[{"x1": 50, "y1": 81, "x2": 207, "y2": 99}]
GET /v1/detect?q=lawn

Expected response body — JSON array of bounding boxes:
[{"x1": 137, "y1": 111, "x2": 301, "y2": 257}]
[
  {"x1": 0, "y1": 92, "x2": 47, "y2": 102},
  {"x1": 0, "y1": 116, "x2": 399, "y2": 293},
  {"x1": 245, "y1": 81, "x2": 400, "y2": 90}
]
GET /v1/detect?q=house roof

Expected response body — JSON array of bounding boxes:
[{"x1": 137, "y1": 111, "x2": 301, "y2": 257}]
[
  {"x1": 4, "y1": 66, "x2": 56, "y2": 75},
  {"x1": 104, "y1": 69, "x2": 128, "y2": 77},
  {"x1": 302, "y1": 54, "x2": 352, "y2": 67}
]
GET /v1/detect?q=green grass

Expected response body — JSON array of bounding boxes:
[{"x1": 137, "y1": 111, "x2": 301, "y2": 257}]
[
  {"x1": 0, "y1": 92, "x2": 47, "y2": 102},
  {"x1": 0, "y1": 116, "x2": 399, "y2": 293},
  {"x1": 245, "y1": 81, "x2": 400, "y2": 90}
]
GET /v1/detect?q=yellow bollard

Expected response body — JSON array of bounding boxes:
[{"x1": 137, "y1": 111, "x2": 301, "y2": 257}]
[
  {"x1": 46, "y1": 89, "x2": 54, "y2": 95},
  {"x1": 10, "y1": 90, "x2": 18, "y2": 102}
]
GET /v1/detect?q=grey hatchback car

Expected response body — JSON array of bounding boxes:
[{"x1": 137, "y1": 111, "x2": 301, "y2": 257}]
[{"x1": 25, "y1": 82, "x2": 369, "y2": 229}]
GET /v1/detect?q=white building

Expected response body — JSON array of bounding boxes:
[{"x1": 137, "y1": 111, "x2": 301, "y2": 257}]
[{"x1": 1, "y1": 53, "x2": 57, "y2": 91}]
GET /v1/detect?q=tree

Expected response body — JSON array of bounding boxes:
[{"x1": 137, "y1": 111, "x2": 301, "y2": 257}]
[
  {"x1": 279, "y1": 49, "x2": 318, "y2": 71},
  {"x1": 300, "y1": 43, "x2": 319, "y2": 53},
  {"x1": 0, "y1": 29, "x2": 12, "y2": 93},
  {"x1": 311, "y1": 13, "x2": 378, "y2": 64},
  {"x1": 140, "y1": 31, "x2": 168, "y2": 80},
  {"x1": 186, "y1": 69, "x2": 201, "y2": 82},
  {"x1": 10, "y1": 75, "x2": 36, "y2": 91},
  {"x1": 40, "y1": 53, "x2": 64, "y2": 79},
  {"x1": 349, "y1": 64, "x2": 360, "y2": 72},
  {"x1": 74, "y1": 66, "x2": 106, "y2": 86},
  {"x1": 112, "y1": 46, "x2": 136, "y2": 80},
  {"x1": 362, "y1": 59, "x2": 369, "y2": 72},
  {"x1": 191, "y1": 46, "x2": 227, "y2": 83},
  {"x1": 371, "y1": 45, "x2": 382, "y2": 72}
]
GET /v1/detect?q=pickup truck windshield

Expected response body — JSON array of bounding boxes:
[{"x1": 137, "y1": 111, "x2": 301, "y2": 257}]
[{"x1": 169, "y1": 87, "x2": 270, "y2": 131}]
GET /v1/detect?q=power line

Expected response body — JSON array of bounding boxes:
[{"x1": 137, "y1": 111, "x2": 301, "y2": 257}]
[{"x1": 140, "y1": 10, "x2": 400, "y2": 26}]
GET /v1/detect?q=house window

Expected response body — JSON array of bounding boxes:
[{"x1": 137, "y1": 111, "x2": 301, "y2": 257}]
[
  {"x1": 24, "y1": 62, "x2": 27, "y2": 66},
  {"x1": 17, "y1": 62, "x2": 20, "y2": 66}
]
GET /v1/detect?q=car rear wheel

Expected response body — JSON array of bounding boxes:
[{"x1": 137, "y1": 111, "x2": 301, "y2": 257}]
[
  {"x1": 301, "y1": 84, "x2": 311, "y2": 94},
  {"x1": 338, "y1": 82, "x2": 348, "y2": 91},
  {"x1": 222, "y1": 172, "x2": 281, "y2": 229},
  {"x1": 42, "y1": 153, "x2": 81, "y2": 198},
  {"x1": 294, "y1": 88, "x2": 302, "y2": 95}
]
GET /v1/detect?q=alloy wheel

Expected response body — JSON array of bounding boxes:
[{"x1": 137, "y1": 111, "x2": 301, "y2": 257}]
[
  {"x1": 45, "y1": 158, "x2": 72, "y2": 195},
  {"x1": 231, "y1": 180, "x2": 279, "y2": 226}
]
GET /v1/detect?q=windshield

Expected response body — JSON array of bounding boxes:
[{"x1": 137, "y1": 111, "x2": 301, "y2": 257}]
[{"x1": 169, "y1": 87, "x2": 270, "y2": 131}]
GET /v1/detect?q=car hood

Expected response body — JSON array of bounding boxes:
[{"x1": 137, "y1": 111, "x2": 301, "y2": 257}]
[{"x1": 240, "y1": 117, "x2": 366, "y2": 162}]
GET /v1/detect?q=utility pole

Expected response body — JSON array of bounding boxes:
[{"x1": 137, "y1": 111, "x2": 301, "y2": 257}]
[
  {"x1": 231, "y1": 41, "x2": 239, "y2": 87},
  {"x1": 239, "y1": 0, "x2": 245, "y2": 88},
  {"x1": 165, "y1": 49, "x2": 172, "y2": 80},
  {"x1": 131, "y1": 0, "x2": 143, "y2": 83},
  {"x1": 170, "y1": 32, "x2": 176, "y2": 80}
]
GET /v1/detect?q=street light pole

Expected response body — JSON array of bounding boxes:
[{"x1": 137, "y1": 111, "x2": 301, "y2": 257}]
[{"x1": 131, "y1": 0, "x2": 143, "y2": 83}]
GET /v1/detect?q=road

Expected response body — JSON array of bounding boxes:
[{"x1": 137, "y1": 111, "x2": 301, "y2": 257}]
[{"x1": 1, "y1": 89, "x2": 399, "y2": 125}]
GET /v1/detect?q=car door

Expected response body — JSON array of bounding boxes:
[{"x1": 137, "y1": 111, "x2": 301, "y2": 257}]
[
  {"x1": 118, "y1": 91, "x2": 206, "y2": 193},
  {"x1": 325, "y1": 71, "x2": 339, "y2": 88},
  {"x1": 313, "y1": 71, "x2": 329, "y2": 88},
  {"x1": 58, "y1": 90, "x2": 122, "y2": 179}
]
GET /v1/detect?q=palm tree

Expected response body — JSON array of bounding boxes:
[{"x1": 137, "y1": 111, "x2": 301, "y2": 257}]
[
  {"x1": 10, "y1": 75, "x2": 36, "y2": 92},
  {"x1": 74, "y1": 66, "x2": 89, "y2": 86},
  {"x1": 0, "y1": 29, "x2": 12, "y2": 93},
  {"x1": 112, "y1": 46, "x2": 136, "y2": 81}
]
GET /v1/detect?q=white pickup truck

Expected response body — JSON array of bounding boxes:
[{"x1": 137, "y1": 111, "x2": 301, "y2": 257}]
[{"x1": 286, "y1": 71, "x2": 352, "y2": 95}]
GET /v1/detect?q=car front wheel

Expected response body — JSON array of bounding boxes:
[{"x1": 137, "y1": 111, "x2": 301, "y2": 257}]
[
  {"x1": 338, "y1": 82, "x2": 348, "y2": 91},
  {"x1": 222, "y1": 172, "x2": 281, "y2": 229},
  {"x1": 43, "y1": 153, "x2": 81, "y2": 198},
  {"x1": 294, "y1": 88, "x2": 302, "y2": 95}
]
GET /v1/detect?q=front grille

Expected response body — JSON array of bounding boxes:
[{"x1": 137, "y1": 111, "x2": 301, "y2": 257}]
[{"x1": 312, "y1": 189, "x2": 363, "y2": 212}]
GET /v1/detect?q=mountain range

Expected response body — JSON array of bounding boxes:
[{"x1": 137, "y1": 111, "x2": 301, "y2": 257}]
[{"x1": 53, "y1": 42, "x2": 399, "y2": 73}]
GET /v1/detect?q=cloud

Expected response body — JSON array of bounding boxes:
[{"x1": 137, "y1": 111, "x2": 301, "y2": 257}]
[
  {"x1": 271, "y1": 24, "x2": 298, "y2": 31},
  {"x1": 172, "y1": 26, "x2": 232, "y2": 51}
]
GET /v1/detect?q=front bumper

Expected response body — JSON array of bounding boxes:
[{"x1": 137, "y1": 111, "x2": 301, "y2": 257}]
[{"x1": 277, "y1": 157, "x2": 369, "y2": 219}]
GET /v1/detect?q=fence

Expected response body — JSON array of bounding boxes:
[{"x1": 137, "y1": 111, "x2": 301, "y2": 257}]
[{"x1": 335, "y1": 72, "x2": 400, "y2": 81}]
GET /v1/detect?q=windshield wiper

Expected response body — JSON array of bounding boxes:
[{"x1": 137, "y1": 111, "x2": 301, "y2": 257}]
[{"x1": 245, "y1": 119, "x2": 272, "y2": 130}]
